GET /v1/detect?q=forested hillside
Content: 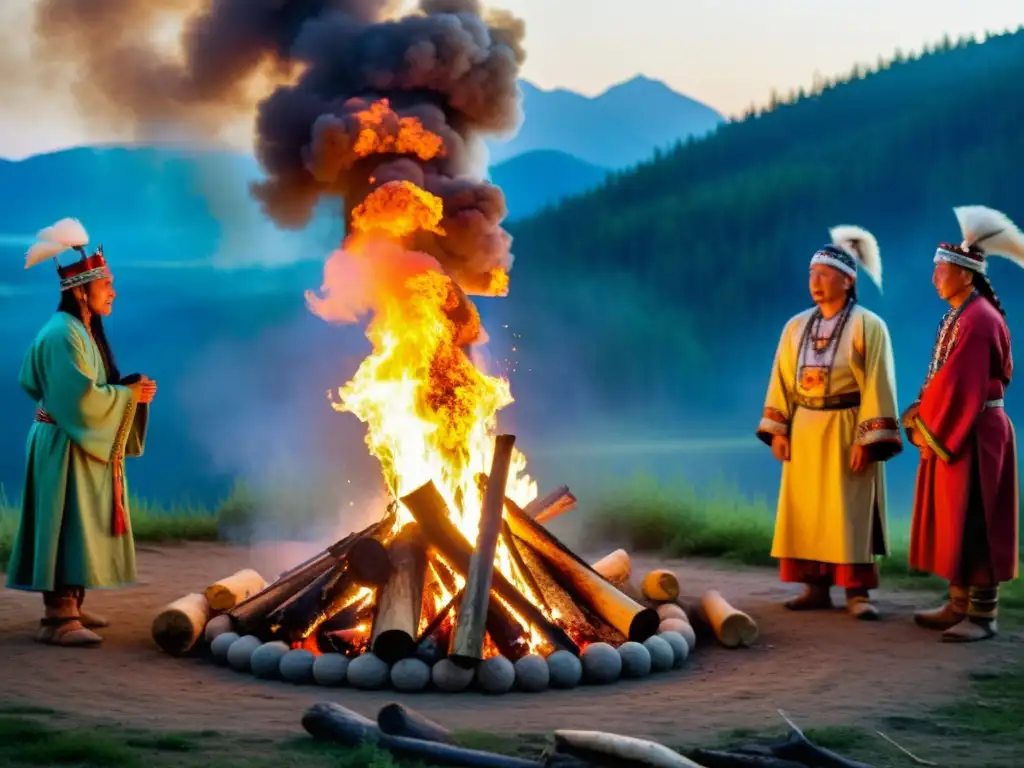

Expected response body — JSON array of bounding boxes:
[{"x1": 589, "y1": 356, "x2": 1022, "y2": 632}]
[{"x1": 502, "y1": 27, "x2": 1024, "y2": 410}]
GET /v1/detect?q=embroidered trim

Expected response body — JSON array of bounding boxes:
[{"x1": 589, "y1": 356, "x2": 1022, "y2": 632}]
[
  {"x1": 757, "y1": 407, "x2": 788, "y2": 439},
  {"x1": 60, "y1": 266, "x2": 111, "y2": 290},
  {"x1": 900, "y1": 401, "x2": 921, "y2": 429},
  {"x1": 856, "y1": 417, "x2": 901, "y2": 445},
  {"x1": 112, "y1": 391, "x2": 137, "y2": 463},
  {"x1": 912, "y1": 415, "x2": 952, "y2": 463},
  {"x1": 810, "y1": 252, "x2": 857, "y2": 278}
]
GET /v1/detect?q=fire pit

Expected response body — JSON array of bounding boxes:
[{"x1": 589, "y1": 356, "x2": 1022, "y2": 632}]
[{"x1": 146, "y1": 3, "x2": 763, "y2": 693}]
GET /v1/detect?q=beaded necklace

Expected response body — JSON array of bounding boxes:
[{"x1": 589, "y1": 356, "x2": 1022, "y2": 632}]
[
  {"x1": 796, "y1": 299, "x2": 855, "y2": 396},
  {"x1": 923, "y1": 290, "x2": 978, "y2": 387}
]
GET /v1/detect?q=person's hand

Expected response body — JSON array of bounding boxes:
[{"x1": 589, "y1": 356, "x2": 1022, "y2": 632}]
[
  {"x1": 918, "y1": 442, "x2": 934, "y2": 461},
  {"x1": 849, "y1": 444, "x2": 869, "y2": 473},
  {"x1": 128, "y1": 375, "x2": 157, "y2": 404},
  {"x1": 771, "y1": 434, "x2": 790, "y2": 462}
]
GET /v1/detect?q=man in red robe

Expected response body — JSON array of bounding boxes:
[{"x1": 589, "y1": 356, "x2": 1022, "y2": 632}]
[{"x1": 903, "y1": 205, "x2": 1022, "y2": 643}]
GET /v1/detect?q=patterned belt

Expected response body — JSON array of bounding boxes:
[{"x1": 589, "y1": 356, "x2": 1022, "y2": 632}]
[
  {"x1": 985, "y1": 399, "x2": 1004, "y2": 409},
  {"x1": 792, "y1": 392, "x2": 862, "y2": 411},
  {"x1": 35, "y1": 407, "x2": 56, "y2": 424}
]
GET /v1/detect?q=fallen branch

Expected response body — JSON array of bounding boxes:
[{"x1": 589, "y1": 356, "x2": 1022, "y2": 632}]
[
  {"x1": 377, "y1": 702, "x2": 454, "y2": 744},
  {"x1": 302, "y1": 702, "x2": 543, "y2": 768},
  {"x1": 773, "y1": 710, "x2": 876, "y2": 768},
  {"x1": 874, "y1": 731, "x2": 937, "y2": 766}
]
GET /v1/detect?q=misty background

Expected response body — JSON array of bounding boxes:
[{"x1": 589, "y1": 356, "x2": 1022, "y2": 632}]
[{"x1": 2, "y1": 15, "x2": 1024, "y2": 541}]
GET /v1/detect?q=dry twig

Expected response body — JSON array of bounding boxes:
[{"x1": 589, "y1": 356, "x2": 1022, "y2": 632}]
[{"x1": 875, "y1": 730, "x2": 938, "y2": 766}]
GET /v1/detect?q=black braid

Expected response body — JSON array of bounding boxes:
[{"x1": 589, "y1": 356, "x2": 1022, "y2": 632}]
[
  {"x1": 847, "y1": 283, "x2": 858, "y2": 302},
  {"x1": 974, "y1": 273, "x2": 1007, "y2": 318}
]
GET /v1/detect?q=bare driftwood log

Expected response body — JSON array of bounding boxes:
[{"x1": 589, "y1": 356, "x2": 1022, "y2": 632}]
[
  {"x1": 505, "y1": 504, "x2": 659, "y2": 642},
  {"x1": 370, "y1": 523, "x2": 428, "y2": 663},
  {"x1": 228, "y1": 515, "x2": 389, "y2": 636},
  {"x1": 641, "y1": 570, "x2": 680, "y2": 602},
  {"x1": 204, "y1": 569, "x2": 267, "y2": 612},
  {"x1": 552, "y1": 730, "x2": 706, "y2": 768},
  {"x1": 377, "y1": 702, "x2": 455, "y2": 744},
  {"x1": 152, "y1": 593, "x2": 212, "y2": 656},
  {"x1": 450, "y1": 435, "x2": 516, "y2": 667},
  {"x1": 699, "y1": 590, "x2": 759, "y2": 648},
  {"x1": 402, "y1": 480, "x2": 578, "y2": 656},
  {"x1": 302, "y1": 702, "x2": 542, "y2": 768},
  {"x1": 523, "y1": 486, "x2": 577, "y2": 524},
  {"x1": 590, "y1": 549, "x2": 631, "y2": 584}
]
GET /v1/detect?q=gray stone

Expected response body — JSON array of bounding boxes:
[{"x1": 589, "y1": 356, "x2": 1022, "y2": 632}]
[
  {"x1": 546, "y1": 650, "x2": 583, "y2": 689},
  {"x1": 203, "y1": 614, "x2": 234, "y2": 644},
  {"x1": 514, "y1": 654, "x2": 550, "y2": 692},
  {"x1": 226, "y1": 635, "x2": 263, "y2": 672},
  {"x1": 312, "y1": 653, "x2": 350, "y2": 686},
  {"x1": 618, "y1": 641, "x2": 652, "y2": 678},
  {"x1": 210, "y1": 632, "x2": 239, "y2": 663},
  {"x1": 656, "y1": 603, "x2": 687, "y2": 623},
  {"x1": 477, "y1": 656, "x2": 516, "y2": 694},
  {"x1": 432, "y1": 659, "x2": 475, "y2": 692},
  {"x1": 643, "y1": 635, "x2": 674, "y2": 672},
  {"x1": 280, "y1": 649, "x2": 317, "y2": 684},
  {"x1": 659, "y1": 618, "x2": 696, "y2": 652},
  {"x1": 391, "y1": 658, "x2": 431, "y2": 692},
  {"x1": 658, "y1": 630, "x2": 690, "y2": 668},
  {"x1": 250, "y1": 641, "x2": 289, "y2": 679},
  {"x1": 347, "y1": 653, "x2": 391, "y2": 690},
  {"x1": 581, "y1": 642, "x2": 621, "y2": 685}
]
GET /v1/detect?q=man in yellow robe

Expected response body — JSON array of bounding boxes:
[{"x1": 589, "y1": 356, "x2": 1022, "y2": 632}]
[
  {"x1": 5, "y1": 218, "x2": 156, "y2": 647},
  {"x1": 756, "y1": 226, "x2": 902, "y2": 619}
]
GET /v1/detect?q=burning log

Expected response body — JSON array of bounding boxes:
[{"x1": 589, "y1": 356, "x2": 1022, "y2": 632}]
[
  {"x1": 302, "y1": 702, "x2": 541, "y2": 768},
  {"x1": 504, "y1": 504, "x2": 659, "y2": 642},
  {"x1": 268, "y1": 534, "x2": 391, "y2": 641},
  {"x1": 377, "y1": 702, "x2": 455, "y2": 744},
  {"x1": 228, "y1": 516, "x2": 389, "y2": 636},
  {"x1": 551, "y1": 730, "x2": 705, "y2": 768},
  {"x1": 699, "y1": 590, "x2": 759, "y2": 649},
  {"x1": 204, "y1": 569, "x2": 267, "y2": 612},
  {"x1": 370, "y1": 523, "x2": 429, "y2": 663},
  {"x1": 401, "y1": 480, "x2": 579, "y2": 657},
  {"x1": 523, "y1": 486, "x2": 577, "y2": 524},
  {"x1": 450, "y1": 434, "x2": 516, "y2": 667},
  {"x1": 415, "y1": 589, "x2": 459, "y2": 664},
  {"x1": 151, "y1": 593, "x2": 212, "y2": 656}
]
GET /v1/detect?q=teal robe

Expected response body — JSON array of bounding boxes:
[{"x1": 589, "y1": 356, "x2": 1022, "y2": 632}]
[{"x1": 6, "y1": 312, "x2": 148, "y2": 592}]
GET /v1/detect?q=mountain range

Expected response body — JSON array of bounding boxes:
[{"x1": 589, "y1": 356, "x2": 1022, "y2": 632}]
[{"x1": 2, "y1": 30, "x2": 1022, "y2": 513}]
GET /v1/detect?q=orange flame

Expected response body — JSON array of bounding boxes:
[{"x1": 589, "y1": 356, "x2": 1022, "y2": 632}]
[
  {"x1": 352, "y1": 98, "x2": 445, "y2": 162},
  {"x1": 351, "y1": 180, "x2": 446, "y2": 239}
]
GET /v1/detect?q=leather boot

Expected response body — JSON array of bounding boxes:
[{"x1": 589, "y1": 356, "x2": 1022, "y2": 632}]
[
  {"x1": 942, "y1": 586, "x2": 998, "y2": 643},
  {"x1": 914, "y1": 585, "x2": 967, "y2": 630},
  {"x1": 845, "y1": 588, "x2": 879, "y2": 620},
  {"x1": 35, "y1": 591, "x2": 103, "y2": 647},
  {"x1": 77, "y1": 589, "x2": 109, "y2": 629},
  {"x1": 784, "y1": 583, "x2": 833, "y2": 610}
]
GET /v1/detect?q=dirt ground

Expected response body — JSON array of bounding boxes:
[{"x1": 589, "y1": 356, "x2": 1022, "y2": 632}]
[{"x1": 0, "y1": 541, "x2": 1019, "y2": 742}]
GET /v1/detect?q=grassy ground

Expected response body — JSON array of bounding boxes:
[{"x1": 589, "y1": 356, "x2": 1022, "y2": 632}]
[{"x1": 1, "y1": 663, "x2": 1023, "y2": 768}]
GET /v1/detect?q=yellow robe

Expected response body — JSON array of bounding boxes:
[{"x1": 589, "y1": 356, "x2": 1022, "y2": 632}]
[{"x1": 756, "y1": 304, "x2": 903, "y2": 564}]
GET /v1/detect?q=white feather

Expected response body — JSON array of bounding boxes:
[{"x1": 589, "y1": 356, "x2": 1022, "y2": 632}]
[
  {"x1": 36, "y1": 217, "x2": 89, "y2": 249},
  {"x1": 24, "y1": 240, "x2": 69, "y2": 270},
  {"x1": 954, "y1": 205, "x2": 1024, "y2": 268},
  {"x1": 830, "y1": 224, "x2": 882, "y2": 291}
]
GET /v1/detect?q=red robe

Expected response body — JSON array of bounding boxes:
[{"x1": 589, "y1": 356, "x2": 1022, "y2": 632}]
[{"x1": 906, "y1": 297, "x2": 1020, "y2": 585}]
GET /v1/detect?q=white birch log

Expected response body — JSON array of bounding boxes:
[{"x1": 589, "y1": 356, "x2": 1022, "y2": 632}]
[{"x1": 204, "y1": 568, "x2": 268, "y2": 612}]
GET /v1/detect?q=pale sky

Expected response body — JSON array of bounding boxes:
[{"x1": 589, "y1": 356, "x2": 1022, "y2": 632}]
[{"x1": 0, "y1": 0, "x2": 1020, "y2": 159}]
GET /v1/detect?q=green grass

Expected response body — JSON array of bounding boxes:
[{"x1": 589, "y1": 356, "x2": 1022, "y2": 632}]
[
  {"x1": 2, "y1": 662, "x2": 1023, "y2": 768},
  {"x1": 587, "y1": 470, "x2": 1024, "y2": 610}
]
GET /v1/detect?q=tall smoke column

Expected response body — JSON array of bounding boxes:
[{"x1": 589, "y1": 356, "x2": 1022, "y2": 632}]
[{"x1": 30, "y1": 0, "x2": 526, "y2": 297}]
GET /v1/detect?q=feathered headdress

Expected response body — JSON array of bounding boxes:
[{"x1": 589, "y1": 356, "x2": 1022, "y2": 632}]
[
  {"x1": 934, "y1": 205, "x2": 1024, "y2": 274},
  {"x1": 24, "y1": 217, "x2": 110, "y2": 290},
  {"x1": 809, "y1": 224, "x2": 883, "y2": 291}
]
